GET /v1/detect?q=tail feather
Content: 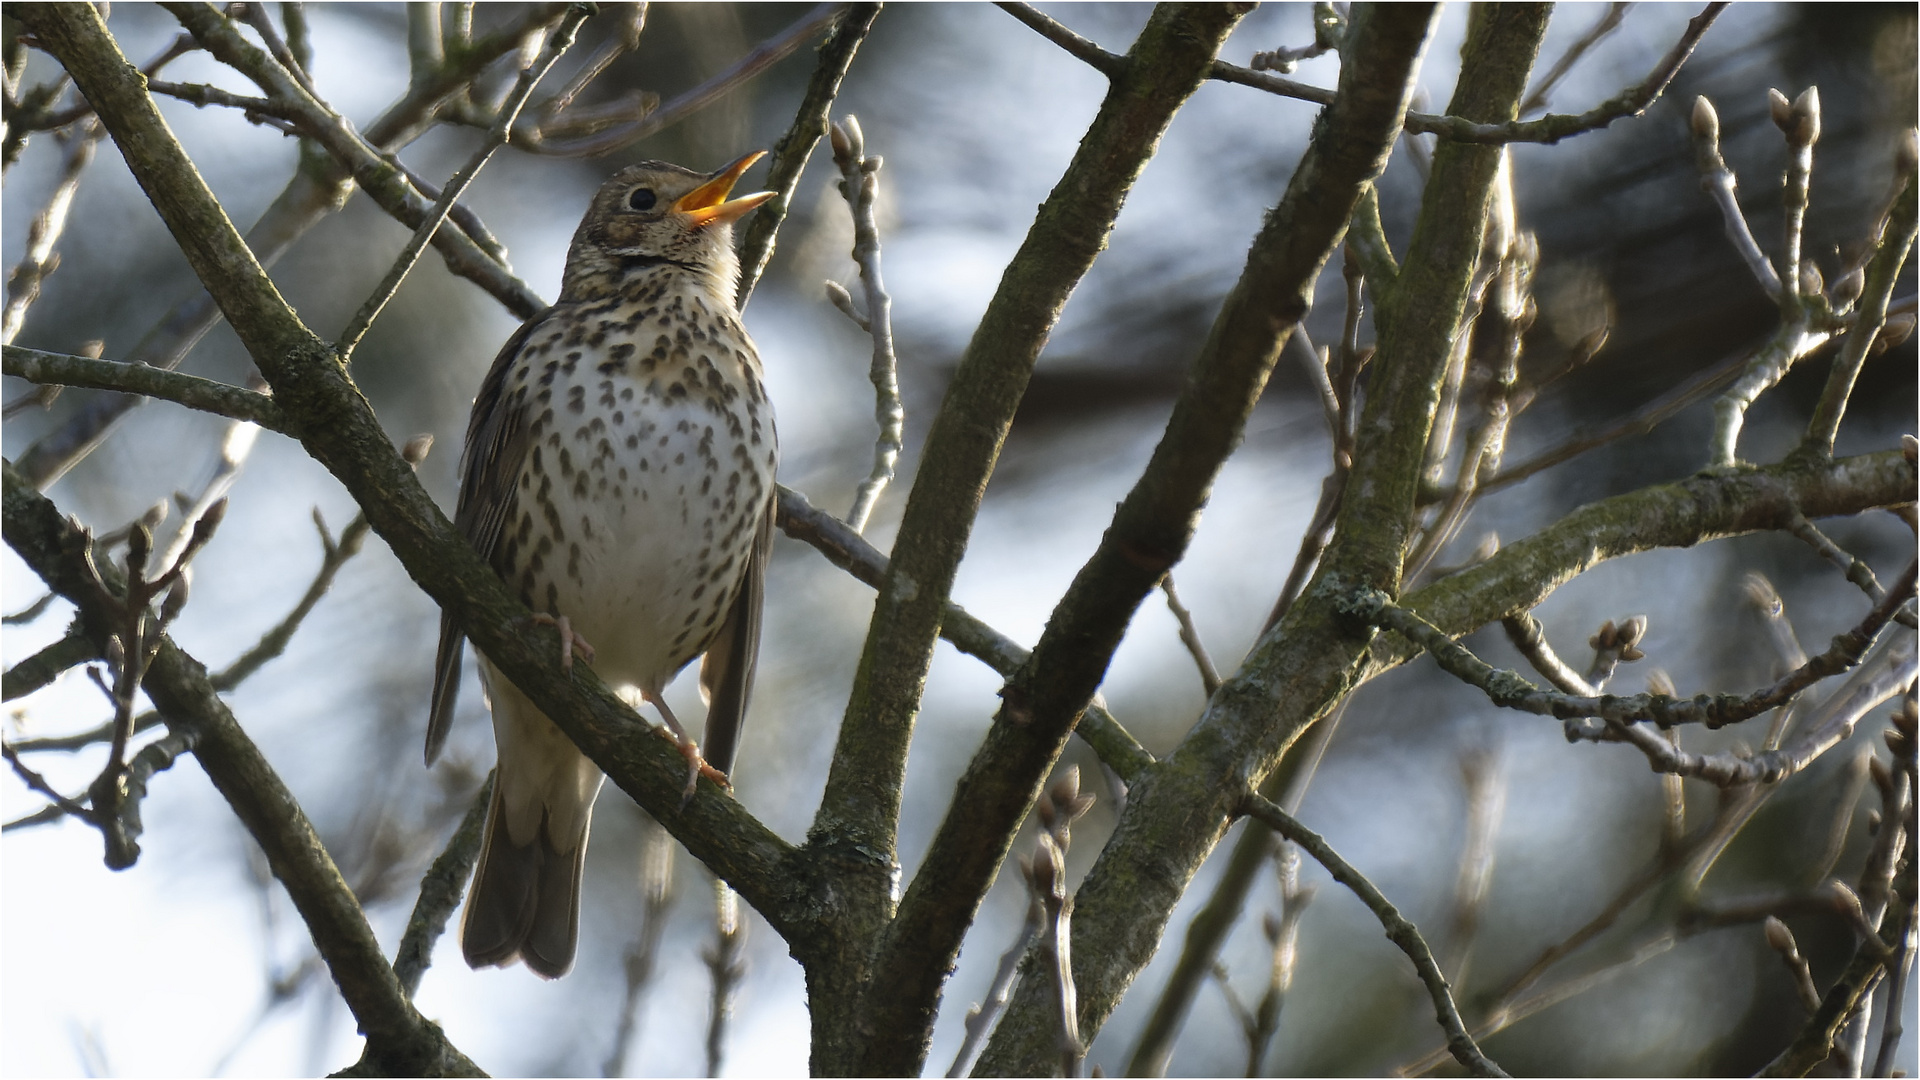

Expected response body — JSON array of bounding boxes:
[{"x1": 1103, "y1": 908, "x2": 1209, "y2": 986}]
[
  {"x1": 461, "y1": 779, "x2": 591, "y2": 980},
  {"x1": 460, "y1": 675, "x2": 601, "y2": 979}
]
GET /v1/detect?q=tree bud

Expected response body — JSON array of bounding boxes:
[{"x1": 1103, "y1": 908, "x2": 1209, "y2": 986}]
[
  {"x1": 402, "y1": 433, "x2": 434, "y2": 466},
  {"x1": 1791, "y1": 86, "x2": 1821, "y2": 146},
  {"x1": 1691, "y1": 96, "x2": 1719, "y2": 142},
  {"x1": 1768, "y1": 88, "x2": 1793, "y2": 134},
  {"x1": 1798, "y1": 263, "x2": 1823, "y2": 300},
  {"x1": 1763, "y1": 915, "x2": 1796, "y2": 955},
  {"x1": 1829, "y1": 266, "x2": 1864, "y2": 309}
]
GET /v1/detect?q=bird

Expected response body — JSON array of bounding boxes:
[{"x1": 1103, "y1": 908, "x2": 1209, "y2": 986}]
[{"x1": 425, "y1": 152, "x2": 778, "y2": 979}]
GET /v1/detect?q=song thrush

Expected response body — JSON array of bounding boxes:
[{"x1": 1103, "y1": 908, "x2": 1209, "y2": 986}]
[{"x1": 426, "y1": 152, "x2": 778, "y2": 978}]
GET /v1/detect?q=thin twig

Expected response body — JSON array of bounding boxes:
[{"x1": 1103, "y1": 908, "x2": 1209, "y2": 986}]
[
  {"x1": 774, "y1": 485, "x2": 1155, "y2": 781},
  {"x1": 1348, "y1": 563, "x2": 1915, "y2": 738},
  {"x1": 827, "y1": 116, "x2": 904, "y2": 533},
  {"x1": 3, "y1": 123, "x2": 98, "y2": 345},
  {"x1": 736, "y1": 3, "x2": 880, "y2": 308},
  {"x1": 1241, "y1": 794, "x2": 1509, "y2": 1078},
  {"x1": 1784, "y1": 511, "x2": 1913, "y2": 626},
  {"x1": 1211, "y1": 3, "x2": 1727, "y2": 146},
  {"x1": 519, "y1": 3, "x2": 842, "y2": 158},
  {"x1": 1804, "y1": 167, "x2": 1917, "y2": 458},
  {"x1": 604, "y1": 812, "x2": 675, "y2": 1077},
  {"x1": 1242, "y1": 843, "x2": 1313, "y2": 1076},
  {"x1": 946, "y1": 887, "x2": 1045, "y2": 1077},
  {"x1": 1160, "y1": 574, "x2": 1222, "y2": 698},
  {"x1": 703, "y1": 880, "x2": 747, "y2": 1078},
  {"x1": 1500, "y1": 612, "x2": 1598, "y2": 695},
  {"x1": 1690, "y1": 95, "x2": 1782, "y2": 299},
  {"x1": 2, "y1": 741, "x2": 99, "y2": 823},
  {"x1": 213, "y1": 510, "x2": 372, "y2": 690},
  {"x1": 335, "y1": 7, "x2": 589, "y2": 358},
  {"x1": 392, "y1": 771, "x2": 492, "y2": 998},
  {"x1": 1519, "y1": 3, "x2": 1630, "y2": 116},
  {"x1": 994, "y1": 2, "x2": 1125, "y2": 77}
]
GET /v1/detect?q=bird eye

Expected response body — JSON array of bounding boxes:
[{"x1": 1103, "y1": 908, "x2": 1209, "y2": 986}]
[{"x1": 627, "y1": 187, "x2": 657, "y2": 212}]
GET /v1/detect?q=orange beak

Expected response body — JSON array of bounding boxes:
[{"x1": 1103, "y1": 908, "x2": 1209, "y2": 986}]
[{"x1": 675, "y1": 150, "x2": 775, "y2": 228}]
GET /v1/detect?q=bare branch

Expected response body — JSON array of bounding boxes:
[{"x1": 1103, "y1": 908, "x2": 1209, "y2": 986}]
[
  {"x1": 1519, "y1": 2, "x2": 1630, "y2": 116},
  {"x1": 1804, "y1": 169, "x2": 1917, "y2": 457},
  {"x1": 335, "y1": 6, "x2": 589, "y2": 358},
  {"x1": 1242, "y1": 793, "x2": 1508, "y2": 1078},
  {"x1": 1160, "y1": 574, "x2": 1222, "y2": 698},
  {"x1": 1352, "y1": 562, "x2": 1914, "y2": 739},
  {"x1": 735, "y1": 4, "x2": 880, "y2": 307},
  {"x1": 391, "y1": 771, "x2": 491, "y2": 999},
  {"x1": 517, "y1": 3, "x2": 843, "y2": 158},
  {"x1": 1213, "y1": 3, "x2": 1727, "y2": 146},
  {"x1": 3, "y1": 123, "x2": 98, "y2": 345},
  {"x1": 994, "y1": 2, "x2": 1125, "y2": 77},
  {"x1": 1690, "y1": 95, "x2": 1782, "y2": 299},
  {"x1": 828, "y1": 116, "x2": 904, "y2": 534}
]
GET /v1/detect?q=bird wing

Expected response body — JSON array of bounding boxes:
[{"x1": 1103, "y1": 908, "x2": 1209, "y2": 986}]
[
  {"x1": 427, "y1": 313, "x2": 547, "y2": 765},
  {"x1": 698, "y1": 492, "x2": 774, "y2": 779}
]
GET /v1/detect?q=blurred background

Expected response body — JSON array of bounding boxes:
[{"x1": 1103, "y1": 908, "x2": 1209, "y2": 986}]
[{"x1": 4, "y1": 3, "x2": 1915, "y2": 1076}]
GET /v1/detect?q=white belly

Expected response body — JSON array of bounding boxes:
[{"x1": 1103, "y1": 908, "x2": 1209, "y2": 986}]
[{"x1": 501, "y1": 325, "x2": 776, "y2": 695}]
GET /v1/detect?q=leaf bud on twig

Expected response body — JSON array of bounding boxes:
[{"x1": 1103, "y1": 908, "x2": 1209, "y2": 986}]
[
  {"x1": 1690, "y1": 96, "x2": 1719, "y2": 143},
  {"x1": 1763, "y1": 915, "x2": 1797, "y2": 956},
  {"x1": 1797, "y1": 263, "x2": 1823, "y2": 301},
  {"x1": 1868, "y1": 753, "x2": 1894, "y2": 795},
  {"x1": 1873, "y1": 311, "x2": 1915, "y2": 354},
  {"x1": 160, "y1": 572, "x2": 191, "y2": 626},
  {"x1": 402, "y1": 433, "x2": 434, "y2": 466},
  {"x1": 1790, "y1": 86, "x2": 1821, "y2": 147},
  {"x1": 1768, "y1": 88, "x2": 1794, "y2": 135},
  {"x1": 1828, "y1": 266, "x2": 1864, "y2": 309},
  {"x1": 824, "y1": 279, "x2": 866, "y2": 328}
]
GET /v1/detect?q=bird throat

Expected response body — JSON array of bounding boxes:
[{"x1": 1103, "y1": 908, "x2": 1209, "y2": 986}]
[{"x1": 619, "y1": 252, "x2": 700, "y2": 274}]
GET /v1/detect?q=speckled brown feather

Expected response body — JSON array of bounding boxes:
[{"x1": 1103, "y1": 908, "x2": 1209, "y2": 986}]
[{"x1": 426, "y1": 155, "x2": 777, "y2": 979}]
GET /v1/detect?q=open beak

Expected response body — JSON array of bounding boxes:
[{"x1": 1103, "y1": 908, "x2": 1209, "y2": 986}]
[{"x1": 675, "y1": 150, "x2": 775, "y2": 228}]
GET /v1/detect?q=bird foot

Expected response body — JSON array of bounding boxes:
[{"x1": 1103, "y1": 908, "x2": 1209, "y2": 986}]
[
  {"x1": 526, "y1": 613, "x2": 595, "y2": 673},
  {"x1": 665, "y1": 731, "x2": 731, "y2": 806},
  {"x1": 643, "y1": 691, "x2": 729, "y2": 807}
]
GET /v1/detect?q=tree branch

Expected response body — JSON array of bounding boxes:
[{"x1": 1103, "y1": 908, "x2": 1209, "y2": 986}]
[
  {"x1": 1241, "y1": 794, "x2": 1508, "y2": 1078},
  {"x1": 2, "y1": 459, "x2": 481, "y2": 1076},
  {"x1": 976, "y1": 9, "x2": 1554, "y2": 1070}
]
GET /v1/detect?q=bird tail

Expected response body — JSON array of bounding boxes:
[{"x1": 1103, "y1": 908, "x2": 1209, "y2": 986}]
[{"x1": 461, "y1": 676, "x2": 603, "y2": 979}]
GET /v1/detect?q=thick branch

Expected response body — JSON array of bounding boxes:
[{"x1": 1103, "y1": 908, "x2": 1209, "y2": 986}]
[
  {"x1": 977, "y1": 9, "x2": 1553, "y2": 1071},
  {"x1": 4, "y1": 344, "x2": 285, "y2": 429},
  {"x1": 13, "y1": 0, "x2": 815, "y2": 964},
  {"x1": 872, "y1": 5, "x2": 1435, "y2": 1075},
  {"x1": 811, "y1": 17, "x2": 1250, "y2": 1067}
]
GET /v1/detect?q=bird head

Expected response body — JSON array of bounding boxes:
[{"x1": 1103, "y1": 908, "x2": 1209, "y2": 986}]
[{"x1": 563, "y1": 151, "x2": 774, "y2": 303}]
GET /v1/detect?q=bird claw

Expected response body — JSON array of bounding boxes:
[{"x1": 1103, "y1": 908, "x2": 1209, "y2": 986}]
[
  {"x1": 668, "y1": 731, "x2": 730, "y2": 808},
  {"x1": 526, "y1": 612, "x2": 596, "y2": 673}
]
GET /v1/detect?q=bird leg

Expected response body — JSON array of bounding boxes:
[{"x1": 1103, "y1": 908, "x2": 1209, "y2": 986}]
[
  {"x1": 526, "y1": 612, "x2": 596, "y2": 673},
  {"x1": 643, "y1": 691, "x2": 729, "y2": 803}
]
